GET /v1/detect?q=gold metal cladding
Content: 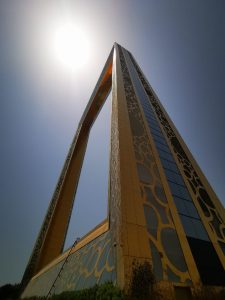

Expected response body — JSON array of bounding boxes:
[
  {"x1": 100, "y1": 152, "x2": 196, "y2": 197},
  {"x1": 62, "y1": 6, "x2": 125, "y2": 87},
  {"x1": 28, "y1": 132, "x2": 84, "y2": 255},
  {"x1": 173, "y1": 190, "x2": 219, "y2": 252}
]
[{"x1": 110, "y1": 44, "x2": 154, "y2": 289}]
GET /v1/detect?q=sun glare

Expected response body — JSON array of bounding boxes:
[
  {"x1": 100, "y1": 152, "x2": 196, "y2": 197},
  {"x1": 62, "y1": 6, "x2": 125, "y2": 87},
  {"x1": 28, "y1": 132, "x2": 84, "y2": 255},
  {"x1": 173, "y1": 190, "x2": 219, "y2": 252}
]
[{"x1": 52, "y1": 22, "x2": 90, "y2": 72}]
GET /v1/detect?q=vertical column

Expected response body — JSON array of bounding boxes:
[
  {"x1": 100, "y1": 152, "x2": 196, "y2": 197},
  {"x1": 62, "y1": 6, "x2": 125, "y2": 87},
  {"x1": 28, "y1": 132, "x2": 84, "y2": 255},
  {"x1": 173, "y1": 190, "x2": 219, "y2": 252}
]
[{"x1": 110, "y1": 44, "x2": 152, "y2": 290}]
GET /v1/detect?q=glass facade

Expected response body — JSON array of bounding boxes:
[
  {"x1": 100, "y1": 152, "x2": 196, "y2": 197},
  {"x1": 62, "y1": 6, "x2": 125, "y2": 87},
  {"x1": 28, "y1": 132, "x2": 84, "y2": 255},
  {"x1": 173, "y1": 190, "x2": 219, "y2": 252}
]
[{"x1": 124, "y1": 51, "x2": 225, "y2": 285}]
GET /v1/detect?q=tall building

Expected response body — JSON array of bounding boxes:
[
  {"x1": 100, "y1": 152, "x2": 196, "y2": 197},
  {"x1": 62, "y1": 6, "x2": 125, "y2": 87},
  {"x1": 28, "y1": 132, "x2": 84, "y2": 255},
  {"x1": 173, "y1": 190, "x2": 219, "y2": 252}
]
[{"x1": 21, "y1": 44, "x2": 225, "y2": 299}]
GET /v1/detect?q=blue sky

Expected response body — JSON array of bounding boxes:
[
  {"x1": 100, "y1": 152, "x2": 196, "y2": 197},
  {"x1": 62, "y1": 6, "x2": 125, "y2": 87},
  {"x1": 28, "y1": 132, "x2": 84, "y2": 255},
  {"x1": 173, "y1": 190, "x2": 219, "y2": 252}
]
[{"x1": 0, "y1": 0, "x2": 225, "y2": 286}]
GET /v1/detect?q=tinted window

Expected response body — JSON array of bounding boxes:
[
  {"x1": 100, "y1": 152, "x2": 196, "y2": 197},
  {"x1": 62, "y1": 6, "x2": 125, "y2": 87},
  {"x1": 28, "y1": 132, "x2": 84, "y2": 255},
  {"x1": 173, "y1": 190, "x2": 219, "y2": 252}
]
[
  {"x1": 161, "y1": 159, "x2": 180, "y2": 173},
  {"x1": 174, "y1": 197, "x2": 188, "y2": 215},
  {"x1": 185, "y1": 201, "x2": 199, "y2": 219},
  {"x1": 169, "y1": 182, "x2": 191, "y2": 201},
  {"x1": 156, "y1": 143, "x2": 170, "y2": 153},
  {"x1": 180, "y1": 215, "x2": 197, "y2": 238},
  {"x1": 192, "y1": 219, "x2": 209, "y2": 241},
  {"x1": 165, "y1": 169, "x2": 184, "y2": 185},
  {"x1": 153, "y1": 135, "x2": 168, "y2": 146},
  {"x1": 151, "y1": 128, "x2": 164, "y2": 138},
  {"x1": 149, "y1": 123, "x2": 161, "y2": 132},
  {"x1": 158, "y1": 149, "x2": 174, "y2": 162}
]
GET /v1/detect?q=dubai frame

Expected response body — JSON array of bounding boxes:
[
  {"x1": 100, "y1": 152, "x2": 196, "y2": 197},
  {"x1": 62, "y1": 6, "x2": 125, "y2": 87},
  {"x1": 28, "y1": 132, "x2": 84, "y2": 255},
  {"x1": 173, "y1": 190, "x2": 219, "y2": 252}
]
[{"x1": 21, "y1": 44, "x2": 225, "y2": 299}]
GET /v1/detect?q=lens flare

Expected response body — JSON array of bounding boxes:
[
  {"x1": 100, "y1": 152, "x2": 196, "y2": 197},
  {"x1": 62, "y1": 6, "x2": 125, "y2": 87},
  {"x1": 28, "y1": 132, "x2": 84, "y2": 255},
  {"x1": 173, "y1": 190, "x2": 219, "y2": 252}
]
[{"x1": 52, "y1": 22, "x2": 90, "y2": 72}]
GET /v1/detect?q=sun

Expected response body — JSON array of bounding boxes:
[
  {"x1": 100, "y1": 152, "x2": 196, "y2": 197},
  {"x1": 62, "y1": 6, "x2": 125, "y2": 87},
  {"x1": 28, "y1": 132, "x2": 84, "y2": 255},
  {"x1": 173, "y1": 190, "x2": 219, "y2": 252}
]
[{"x1": 52, "y1": 22, "x2": 90, "y2": 72}]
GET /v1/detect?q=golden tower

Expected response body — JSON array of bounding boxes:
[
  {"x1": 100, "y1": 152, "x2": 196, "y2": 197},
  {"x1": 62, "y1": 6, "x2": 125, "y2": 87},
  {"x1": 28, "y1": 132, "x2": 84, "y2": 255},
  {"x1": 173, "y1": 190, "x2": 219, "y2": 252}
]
[{"x1": 21, "y1": 44, "x2": 225, "y2": 299}]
